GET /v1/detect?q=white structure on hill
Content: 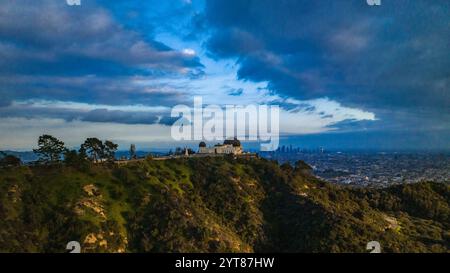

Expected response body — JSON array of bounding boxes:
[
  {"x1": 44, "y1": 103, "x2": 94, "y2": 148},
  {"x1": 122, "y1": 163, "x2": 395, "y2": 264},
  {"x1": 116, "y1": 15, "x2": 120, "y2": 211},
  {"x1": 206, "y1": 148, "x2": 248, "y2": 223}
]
[{"x1": 198, "y1": 138, "x2": 243, "y2": 155}]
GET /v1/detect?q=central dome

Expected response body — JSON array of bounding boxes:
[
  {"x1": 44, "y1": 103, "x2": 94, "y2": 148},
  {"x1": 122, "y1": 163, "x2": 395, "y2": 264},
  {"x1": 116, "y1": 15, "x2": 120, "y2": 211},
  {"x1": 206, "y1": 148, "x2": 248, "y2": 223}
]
[{"x1": 224, "y1": 137, "x2": 241, "y2": 147}]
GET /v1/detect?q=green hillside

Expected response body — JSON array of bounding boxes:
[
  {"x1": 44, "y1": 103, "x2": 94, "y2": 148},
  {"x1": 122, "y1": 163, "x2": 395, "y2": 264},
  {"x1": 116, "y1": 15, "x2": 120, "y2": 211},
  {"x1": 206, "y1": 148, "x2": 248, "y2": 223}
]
[{"x1": 0, "y1": 157, "x2": 448, "y2": 253}]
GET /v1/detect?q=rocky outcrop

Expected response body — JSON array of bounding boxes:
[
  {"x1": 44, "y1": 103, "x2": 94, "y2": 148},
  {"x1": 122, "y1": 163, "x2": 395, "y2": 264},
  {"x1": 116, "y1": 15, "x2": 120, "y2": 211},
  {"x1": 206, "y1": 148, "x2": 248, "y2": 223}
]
[{"x1": 74, "y1": 184, "x2": 106, "y2": 219}]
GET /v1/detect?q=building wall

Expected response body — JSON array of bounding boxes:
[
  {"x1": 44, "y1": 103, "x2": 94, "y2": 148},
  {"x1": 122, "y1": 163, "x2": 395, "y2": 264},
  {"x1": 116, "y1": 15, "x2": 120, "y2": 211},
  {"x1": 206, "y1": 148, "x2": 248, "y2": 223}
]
[
  {"x1": 199, "y1": 147, "x2": 215, "y2": 154},
  {"x1": 198, "y1": 144, "x2": 243, "y2": 155}
]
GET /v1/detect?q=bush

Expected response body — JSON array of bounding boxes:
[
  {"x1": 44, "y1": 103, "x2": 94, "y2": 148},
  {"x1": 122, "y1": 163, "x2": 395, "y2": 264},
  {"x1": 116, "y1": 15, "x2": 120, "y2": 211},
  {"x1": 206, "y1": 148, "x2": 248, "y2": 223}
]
[{"x1": 0, "y1": 155, "x2": 21, "y2": 167}]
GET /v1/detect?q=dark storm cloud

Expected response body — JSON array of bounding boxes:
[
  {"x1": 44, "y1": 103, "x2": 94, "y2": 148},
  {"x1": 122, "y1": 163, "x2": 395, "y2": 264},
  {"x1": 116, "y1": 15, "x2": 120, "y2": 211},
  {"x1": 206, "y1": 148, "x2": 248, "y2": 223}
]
[
  {"x1": 0, "y1": 103, "x2": 86, "y2": 122},
  {"x1": 0, "y1": 103, "x2": 174, "y2": 126},
  {"x1": 0, "y1": 75, "x2": 191, "y2": 107},
  {"x1": 83, "y1": 109, "x2": 176, "y2": 126},
  {"x1": 159, "y1": 116, "x2": 179, "y2": 126},
  {"x1": 0, "y1": 1, "x2": 203, "y2": 75},
  {"x1": 202, "y1": 0, "x2": 450, "y2": 116},
  {"x1": 0, "y1": 95, "x2": 12, "y2": 108},
  {"x1": 96, "y1": 0, "x2": 204, "y2": 41},
  {"x1": 227, "y1": 88, "x2": 244, "y2": 96},
  {"x1": 0, "y1": 0, "x2": 203, "y2": 115},
  {"x1": 329, "y1": 108, "x2": 450, "y2": 133},
  {"x1": 82, "y1": 109, "x2": 160, "y2": 124}
]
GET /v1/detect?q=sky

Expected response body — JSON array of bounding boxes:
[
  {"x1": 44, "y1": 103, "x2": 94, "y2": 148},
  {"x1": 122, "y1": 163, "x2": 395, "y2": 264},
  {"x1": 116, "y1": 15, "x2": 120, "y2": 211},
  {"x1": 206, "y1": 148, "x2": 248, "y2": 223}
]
[{"x1": 0, "y1": 0, "x2": 449, "y2": 151}]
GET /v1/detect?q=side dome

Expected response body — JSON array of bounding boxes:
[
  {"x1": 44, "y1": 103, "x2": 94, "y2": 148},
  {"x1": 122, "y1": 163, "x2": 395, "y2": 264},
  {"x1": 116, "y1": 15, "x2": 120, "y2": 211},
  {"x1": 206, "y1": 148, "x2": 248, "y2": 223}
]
[{"x1": 199, "y1": 141, "x2": 206, "y2": 147}]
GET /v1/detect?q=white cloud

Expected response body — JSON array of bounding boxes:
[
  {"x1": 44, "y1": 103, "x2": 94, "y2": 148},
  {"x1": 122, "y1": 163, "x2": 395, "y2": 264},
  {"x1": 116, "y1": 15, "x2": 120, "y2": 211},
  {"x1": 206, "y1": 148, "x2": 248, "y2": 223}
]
[
  {"x1": 13, "y1": 100, "x2": 171, "y2": 113},
  {"x1": 182, "y1": 48, "x2": 196, "y2": 56}
]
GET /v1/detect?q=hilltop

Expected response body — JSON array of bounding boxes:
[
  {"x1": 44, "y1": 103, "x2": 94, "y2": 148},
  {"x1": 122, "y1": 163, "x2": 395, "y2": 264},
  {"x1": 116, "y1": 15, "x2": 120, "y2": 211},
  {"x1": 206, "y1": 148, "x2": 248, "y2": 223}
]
[{"x1": 0, "y1": 157, "x2": 448, "y2": 252}]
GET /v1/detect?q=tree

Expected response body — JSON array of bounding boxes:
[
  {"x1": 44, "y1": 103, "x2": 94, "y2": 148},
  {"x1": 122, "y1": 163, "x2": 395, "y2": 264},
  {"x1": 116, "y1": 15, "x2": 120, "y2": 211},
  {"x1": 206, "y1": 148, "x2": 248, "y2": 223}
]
[
  {"x1": 295, "y1": 160, "x2": 312, "y2": 171},
  {"x1": 80, "y1": 138, "x2": 104, "y2": 162},
  {"x1": 33, "y1": 135, "x2": 66, "y2": 164},
  {"x1": 130, "y1": 144, "x2": 136, "y2": 160},
  {"x1": 104, "y1": 140, "x2": 118, "y2": 162},
  {"x1": 64, "y1": 150, "x2": 90, "y2": 170},
  {"x1": 0, "y1": 154, "x2": 21, "y2": 167},
  {"x1": 280, "y1": 162, "x2": 294, "y2": 173}
]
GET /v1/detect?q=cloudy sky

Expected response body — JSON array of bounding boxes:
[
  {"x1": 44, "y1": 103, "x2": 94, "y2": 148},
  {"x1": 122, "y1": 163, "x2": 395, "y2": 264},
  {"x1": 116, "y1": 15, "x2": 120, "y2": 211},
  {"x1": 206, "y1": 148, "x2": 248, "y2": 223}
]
[{"x1": 0, "y1": 0, "x2": 449, "y2": 151}]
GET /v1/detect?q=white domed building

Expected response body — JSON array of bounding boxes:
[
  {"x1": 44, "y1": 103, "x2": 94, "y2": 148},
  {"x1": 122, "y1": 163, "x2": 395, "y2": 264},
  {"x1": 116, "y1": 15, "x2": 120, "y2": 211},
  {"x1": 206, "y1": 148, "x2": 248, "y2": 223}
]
[{"x1": 198, "y1": 138, "x2": 243, "y2": 155}]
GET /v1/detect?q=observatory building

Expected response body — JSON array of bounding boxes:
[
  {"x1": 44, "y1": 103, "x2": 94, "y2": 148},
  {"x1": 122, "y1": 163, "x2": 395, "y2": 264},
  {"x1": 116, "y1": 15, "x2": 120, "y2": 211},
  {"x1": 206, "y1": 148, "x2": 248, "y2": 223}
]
[{"x1": 198, "y1": 138, "x2": 243, "y2": 155}]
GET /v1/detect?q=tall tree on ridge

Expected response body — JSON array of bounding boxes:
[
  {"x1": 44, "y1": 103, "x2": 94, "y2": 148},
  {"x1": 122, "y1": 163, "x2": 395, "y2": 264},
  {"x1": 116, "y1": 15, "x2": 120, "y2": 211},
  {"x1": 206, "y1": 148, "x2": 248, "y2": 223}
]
[
  {"x1": 80, "y1": 138, "x2": 104, "y2": 163},
  {"x1": 33, "y1": 135, "x2": 67, "y2": 164},
  {"x1": 104, "y1": 140, "x2": 118, "y2": 162}
]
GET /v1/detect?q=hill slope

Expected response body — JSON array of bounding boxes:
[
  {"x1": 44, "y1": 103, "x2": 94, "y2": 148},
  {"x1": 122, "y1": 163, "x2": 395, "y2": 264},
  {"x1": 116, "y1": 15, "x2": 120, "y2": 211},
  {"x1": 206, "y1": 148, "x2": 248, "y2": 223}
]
[{"x1": 0, "y1": 157, "x2": 448, "y2": 253}]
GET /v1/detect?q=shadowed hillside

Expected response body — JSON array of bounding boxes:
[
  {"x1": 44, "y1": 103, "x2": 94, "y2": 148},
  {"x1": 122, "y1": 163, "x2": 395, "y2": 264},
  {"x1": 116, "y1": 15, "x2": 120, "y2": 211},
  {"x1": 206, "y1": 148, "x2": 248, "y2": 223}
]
[{"x1": 0, "y1": 157, "x2": 448, "y2": 253}]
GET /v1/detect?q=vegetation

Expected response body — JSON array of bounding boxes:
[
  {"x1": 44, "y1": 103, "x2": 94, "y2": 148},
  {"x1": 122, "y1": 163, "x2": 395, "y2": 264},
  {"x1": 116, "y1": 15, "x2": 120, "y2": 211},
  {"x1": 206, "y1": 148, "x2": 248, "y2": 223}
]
[
  {"x1": 0, "y1": 152, "x2": 21, "y2": 168},
  {"x1": 103, "y1": 141, "x2": 119, "y2": 162},
  {"x1": 33, "y1": 135, "x2": 67, "y2": 164},
  {"x1": 30, "y1": 135, "x2": 118, "y2": 166},
  {"x1": 80, "y1": 138, "x2": 103, "y2": 163},
  {"x1": 0, "y1": 155, "x2": 448, "y2": 253}
]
